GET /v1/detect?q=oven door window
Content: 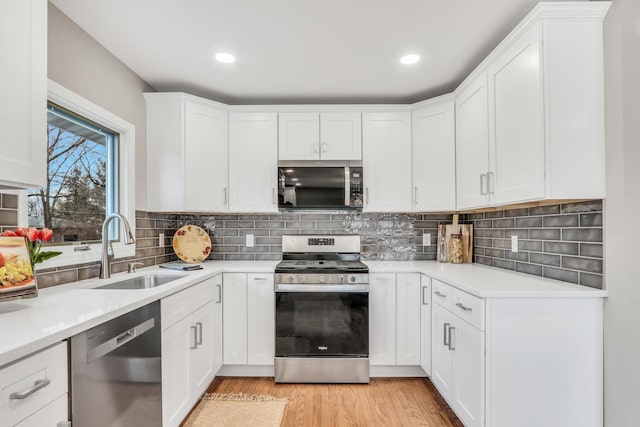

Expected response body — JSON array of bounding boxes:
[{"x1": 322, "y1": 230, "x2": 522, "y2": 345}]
[{"x1": 275, "y1": 292, "x2": 368, "y2": 357}]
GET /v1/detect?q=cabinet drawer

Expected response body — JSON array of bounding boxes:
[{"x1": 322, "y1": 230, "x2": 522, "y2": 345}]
[
  {"x1": 0, "y1": 342, "x2": 68, "y2": 427},
  {"x1": 452, "y1": 288, "x2": 485, "y2": 331},
  {"x1": 432, "y1": 279, "x2": 454, "y2": 310},
  {"x1": 162, "y1": 278, "x2": 215, "y2": 330}
]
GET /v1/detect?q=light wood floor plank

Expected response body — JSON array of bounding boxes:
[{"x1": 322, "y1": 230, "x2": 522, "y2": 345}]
[{"x1": 198, "y1": 377, "x2": 463, "y2": 427}]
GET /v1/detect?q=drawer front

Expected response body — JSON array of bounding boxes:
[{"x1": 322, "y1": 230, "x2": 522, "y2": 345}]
[
  {"x1": 190, "y1": 278, "x2": 215, "y2": 310},
  {"x1": 0, "y1": 342, "x2": 68, "y2": 427},
  {"x1": 14, "y1": 394, "x2": 68, "y2": 427},
  {"x1": 452, "y1": 288, "x2": 485, "y2": 330},
  {"x1": 432, "y1": 279, "x2": 454, "y2": 310},
  {"x1": 162, "y1": 287, "x2": 193, "y2": 330}
]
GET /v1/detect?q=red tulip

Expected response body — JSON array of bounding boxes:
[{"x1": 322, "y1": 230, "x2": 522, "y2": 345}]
[
  {"x1": 0, "y1": 230, "x2": 17, "y2": 236},
  {"x1": 14, "y1": 228, "x2": 27, "y2": 237},
  {"x1": 38, "y1": 228, "x2": 53, "y2": 242}
]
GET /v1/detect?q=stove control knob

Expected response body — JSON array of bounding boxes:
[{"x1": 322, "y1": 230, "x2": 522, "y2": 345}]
[
  {"x1": 288, "y1": 275, "x2": 294, "y2": 283},
  {"x1": 349, "y1": 276, "x2": 356, "y2": 283},
  {"x1": 319, "y1": 275, "x2": 325, "y2": 283},
  {"x1": 339, "y1": 275, "x2": 345, "y2": 283}
]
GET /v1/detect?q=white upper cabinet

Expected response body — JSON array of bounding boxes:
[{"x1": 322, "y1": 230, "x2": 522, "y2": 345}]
[
  {"x1": 229, "y1": 112, "x2": 278, "y2": 212},
  {"x1": 362, "y1": 112, "x2": 412, "y2": 212},
  {"x1": 279, "y1": 112, "x2": 361, "y2": 160},
  {"x1": 0, "y1": 0, "x2": 46, "y2": 189},
  {"x1": 145, "y1": 93, "x2": 228, "y2": 212},
  {"x1": 412, "y1": 96, "x2": 456, "y2": 211},
  {"x1": 455, "y1": 2, "x2": 609, "y2": 209},
  {"x1": 455, "y1": 73, "x2": 490, "y2": 210}
]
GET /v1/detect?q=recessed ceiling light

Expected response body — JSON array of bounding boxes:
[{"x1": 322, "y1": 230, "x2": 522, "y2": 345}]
[
  {"x1": 400, "y1": 54, "x2": 420, "y2": 65},
  {"x1": 285, "y1": 169, "x2": 294, "y2": 173},
  {"x1": 215, "y1": 52, "x2": 236, "y2": 64},
  {"x1": 291, "y1": 178, "x2": 299, "y2": 181},
  {"x1": 295, "y1": 183, "x2": 302, "y2": 186}
]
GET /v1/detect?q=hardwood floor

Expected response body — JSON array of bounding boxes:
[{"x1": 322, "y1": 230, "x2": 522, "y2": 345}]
[{"x1": 205, "y1": 377, "x2": 463, "y2": 427}]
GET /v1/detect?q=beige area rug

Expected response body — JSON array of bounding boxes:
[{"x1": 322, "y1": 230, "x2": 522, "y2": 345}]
[{"x1": 183, "y1": 392, "x2": 288, "y2": 427}]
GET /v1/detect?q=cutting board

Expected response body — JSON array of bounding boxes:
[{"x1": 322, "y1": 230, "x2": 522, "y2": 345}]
[{"x1": 436, "y1": 215, "x2": 473, "y2": 263}]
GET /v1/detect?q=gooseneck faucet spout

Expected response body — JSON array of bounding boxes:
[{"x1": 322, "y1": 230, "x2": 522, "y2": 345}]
[{"x1": 100, "y1": 213, "x2": 136, "y2": 279}]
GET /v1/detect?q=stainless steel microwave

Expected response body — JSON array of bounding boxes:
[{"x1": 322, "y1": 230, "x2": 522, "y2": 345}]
[{"x1": 278, "y1": 166, "x2": 363, "y2": 209}]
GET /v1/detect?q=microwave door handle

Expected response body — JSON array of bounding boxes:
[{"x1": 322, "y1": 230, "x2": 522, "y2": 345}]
[{"x1": 345, "y1": 167, "x2": 351, "y2": 206}]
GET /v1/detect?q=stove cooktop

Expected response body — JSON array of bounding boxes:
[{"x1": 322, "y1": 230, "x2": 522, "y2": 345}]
[{"x1": 275, "y1": 259, "x2": 368, "y2": 274}]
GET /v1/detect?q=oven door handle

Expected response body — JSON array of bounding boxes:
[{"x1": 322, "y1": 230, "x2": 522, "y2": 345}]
[{"x1": 275, "y1": 284, "x2": 369, "y2": 293}]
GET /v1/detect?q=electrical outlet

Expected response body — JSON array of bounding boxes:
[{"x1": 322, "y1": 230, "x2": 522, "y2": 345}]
[
  {"x1": 511, "y1": 235, "x2": 519, "y2": 253},
  {"x1": 246, "y1": 234, "x2": 254, "y2": 248},
  {"x1": 158, "y1": 233, "x2": 165, "y2": 247},
  {"x1": 423, "y1": 232, "x2": 431, "y2": 247}
]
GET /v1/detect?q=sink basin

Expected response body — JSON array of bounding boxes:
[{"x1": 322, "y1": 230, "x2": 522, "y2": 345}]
[{"x1": 94, "y1": 274, "x2": 184, "y2": 290}]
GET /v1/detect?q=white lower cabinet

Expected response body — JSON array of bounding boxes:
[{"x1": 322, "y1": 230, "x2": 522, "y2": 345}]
[
  {"x1": 161, "y1": 277, "x2": 219, "y2": 427},
  {"x1": 223, "y1": 273, "x2": 275, "y2": 366},
  {"x1": 432, "y1": 291, "x2": 485, "y2": 427},
  {"x1": 0, "y1": 342, "x2": 68, "y2": 427},
  {"x1": 369, "y1": 273, "x2": 427, "y2": 371}
]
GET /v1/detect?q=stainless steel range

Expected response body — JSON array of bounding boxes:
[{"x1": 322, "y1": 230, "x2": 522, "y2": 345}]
[{"x1": 274, "y1": 235, "x2": 369, "y2": 383}]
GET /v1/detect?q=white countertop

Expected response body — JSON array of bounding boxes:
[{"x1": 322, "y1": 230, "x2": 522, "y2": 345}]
[
  {"x1": 0, "y1": 259, "x2": 604, "y2": 368},
  {"x1": 364, "y1": 261, "x2": 608, "y2": 298}
]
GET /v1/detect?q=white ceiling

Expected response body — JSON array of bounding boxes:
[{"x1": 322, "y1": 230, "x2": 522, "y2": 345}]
[{"x1": 51, "y1": 0, "x2": 583, "y2": 105}]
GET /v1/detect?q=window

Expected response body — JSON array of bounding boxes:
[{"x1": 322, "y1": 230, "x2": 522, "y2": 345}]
[
  {"x1": 28, "y1": 104, "x2": 119, "y2": 243},
  {"x1": 22, "y1": 80, "x2": 136, "y2": 269}
]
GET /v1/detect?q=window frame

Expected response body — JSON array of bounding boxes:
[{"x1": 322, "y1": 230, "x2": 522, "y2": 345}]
[{"x1": 22, "y1": 80, "x2": 136, "y2": 270}]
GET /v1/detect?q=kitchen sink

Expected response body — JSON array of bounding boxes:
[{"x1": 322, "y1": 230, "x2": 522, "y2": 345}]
[{"x1": 93, "y1": 274, "x2": 185, "y2": 290}]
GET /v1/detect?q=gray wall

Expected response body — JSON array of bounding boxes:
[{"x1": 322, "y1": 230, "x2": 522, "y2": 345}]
[
  {"x1": 47, "y1": 3, "x2": 155, "y2": 210},
  {"x1": 603, "y1": 0, "x2": 640, "y2": 425}
]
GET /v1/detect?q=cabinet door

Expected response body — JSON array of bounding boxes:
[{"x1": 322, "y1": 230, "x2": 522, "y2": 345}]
[
  {"x1": 212, "y1": 274, "x2": 224, "y2": 375},
  {"x1": 488, "y1": 26, "x2": 545, "y2": 204},
  {"x1": 369, "y1": 273, "x2": 396, "y2": 365},
  {"x1": 14, "y1": 394, "x2": 68, "y2": 427},
  {"x1": 396, "y1": 273, "x2": 421, "y2": 365},
  {"x1": 247, "y1": 274, "x2": 275, "y2": 365},
  {"x1": 162, "y1": 315, "x2": 192, "y2": 427},
  {"x1": 451, "y1": 318, "x2": 485, "y2": 427},
  {"x1": 320, "y1": 113, "x2": 362, "y2": 160},
  {"x1": 278, "y1": 113, "x2": 320, "y2": 160},
  {"x1": 229, "y1": 113, "x2": 278, "y2": 212},
  {"x1": 362, "y1": 112, "x2": 413, "y2": 212},
  {"x1": 455, "y1": 72, "x2": 490, "y2": 209},
  {"x1": 190, "y1": 301, "x2": 215, "y2": 398},
  {"x1": 222, "y1": 273, "x2": 248, "y2": 364},
  {"x1": 412, "y1": 98, "x2": 456, "y2": 211},
  {"x1": 431, "y1": 303, "x2": 453, "y2": 401},
  {"x1": 420, "y1": 275, "x2": 432, "y2": 376},
  {"x1": 0, "y1": 0, "x2": 46, "y2": 189},
  {"x1": 184, "y1": 102, "x2": 228, "y2": 211}
]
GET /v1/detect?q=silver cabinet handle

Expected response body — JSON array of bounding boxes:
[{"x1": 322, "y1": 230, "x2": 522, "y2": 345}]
[
  {"x1": 443, "y1": 322, "x2": 450, "y2": 347},
  {"x1": 487, "y1": 171, "x2": 494, "y2": 194},
  {"x1": 422, "y1": 286, "x2": 429, "y2": 305},
  {"x1": 414, "y1": 187, "x2": 418, "y2": 204},
  {"x1": 313, "y1": 143, "x2": 318, "y2": 154},
  {"x1": 448, "y1": 326, "x2": 456, "y2": 351},
  {"x1": 253, "y1": 277, "x2": 268, "y2": 281},
  {"x1": 480, "y1": 174, "x2": 487, "y2": 195},
  {"x1": 216, "y1": 284, "x2": 222, "y2": 303},
  {"x1": 196, "y1": 322, "x2": 203, "y2": 345},
  {"x1": 322, "y1": 142, "x2": 327, "y2": 153},
  {"x1": 10, "y1": 379, "x2": 51, "y2": 400},
  {"x1": 434, "y1": 290, "x2": 447, "y2": 298},
  {"x1": 365, "y1": 188, "x2": 369, "y2": 205},
  {"x1": 272, "y1": 187, "x2": 276, "y2": 204},
  {"x1": 222, "y1": 187, "x2": 227, "y2": 204},
  {"x1": 455, "y1": 302, "x2": 473, "y2": 312},
  {"x1": 190, "y1": 325, "x2": 198, "y2": 349}
]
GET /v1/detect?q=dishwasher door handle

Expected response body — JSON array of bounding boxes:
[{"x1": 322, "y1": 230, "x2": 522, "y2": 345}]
[{"x1": 87, "y1": 318, "x2": 156, "y2": 363}]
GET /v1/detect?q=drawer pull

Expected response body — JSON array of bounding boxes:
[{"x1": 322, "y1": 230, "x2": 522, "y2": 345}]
[
  {"x1": 10, "y1": 379, "x2": 51, "y2": 400},
  {"x1": 455, "y1": 302, "x2": 473, "y2": 312},
  {"x1": 434, "y1": 291, "x2": 447, "y2": 298},
  {"x1": 253, "y1": 277, "x2": 268, "y2": 281}
]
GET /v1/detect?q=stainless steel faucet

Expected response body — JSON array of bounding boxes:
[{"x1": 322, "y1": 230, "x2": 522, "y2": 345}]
[{"x1": 100, "y1": 213, "x2": 136, "y2": 279}]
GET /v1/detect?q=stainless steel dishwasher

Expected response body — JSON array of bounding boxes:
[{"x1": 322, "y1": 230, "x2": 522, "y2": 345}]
[{"x1": 70, "y1": 301, "x2": 161, "y2": 427}]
